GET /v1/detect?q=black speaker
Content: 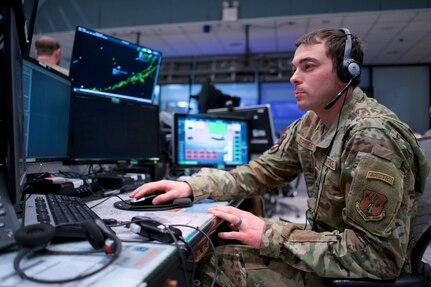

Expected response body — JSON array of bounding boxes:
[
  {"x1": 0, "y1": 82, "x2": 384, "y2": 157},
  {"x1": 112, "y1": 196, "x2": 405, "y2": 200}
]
[{"x1": 337, "y1": 28, "x2": 361, "y2": 83}]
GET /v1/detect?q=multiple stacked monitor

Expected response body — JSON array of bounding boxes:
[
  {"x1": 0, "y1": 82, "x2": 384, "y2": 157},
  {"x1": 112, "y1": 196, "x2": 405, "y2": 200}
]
[
  {"x1": 24, "y1": 26, "x2": 163, "y2": 163},
  {"x1": 23, "y1": 25, "x2": 276, "y2": 171}
]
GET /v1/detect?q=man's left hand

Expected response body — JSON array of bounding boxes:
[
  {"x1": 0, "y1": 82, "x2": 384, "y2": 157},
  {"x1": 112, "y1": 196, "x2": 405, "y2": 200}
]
[{"x1": 208, "y1": 205, "x2": 265, "y2": 248}]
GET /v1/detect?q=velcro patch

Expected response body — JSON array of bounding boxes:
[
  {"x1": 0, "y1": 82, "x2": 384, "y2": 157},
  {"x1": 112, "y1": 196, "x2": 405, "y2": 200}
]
[
  {"x1": 366, "y1": 171, "x2": 394, "y2": 186},
  {"x1": 324, "y1": 156, "x2": 336, "y2": 171},
  {"x1": 355, "y1": 189, "x2": 387, "y2": 221},
  {"x1": 298, "y1": 136, "x2": 316, "y2": 152}
]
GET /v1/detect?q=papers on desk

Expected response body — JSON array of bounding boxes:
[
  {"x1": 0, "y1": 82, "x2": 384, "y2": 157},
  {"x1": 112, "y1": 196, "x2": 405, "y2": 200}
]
[
  {"x1": 88, "y1": 194, "x2": 230, "y2": 241},
  {"x1": 0, "y1": 241, "x2": 177, "y2": 287}
]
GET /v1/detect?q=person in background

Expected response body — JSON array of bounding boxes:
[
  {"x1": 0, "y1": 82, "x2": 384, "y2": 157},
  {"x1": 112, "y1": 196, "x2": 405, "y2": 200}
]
[
  {"x1": 131, "y1": 28, "x2": 429, "y2": 286},
  {"x1": 34, "y1": 35, "x2": 69, "y2": 76}
]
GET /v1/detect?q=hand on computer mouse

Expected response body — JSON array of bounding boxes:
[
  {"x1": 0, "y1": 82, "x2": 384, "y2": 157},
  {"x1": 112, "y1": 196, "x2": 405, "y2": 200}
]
[
  {"x1": 129, "y1": 180, "x2": 192, "y2": 205},
  {"x1": 129, "y1": 191, "x2": 168, "y2": 206}
]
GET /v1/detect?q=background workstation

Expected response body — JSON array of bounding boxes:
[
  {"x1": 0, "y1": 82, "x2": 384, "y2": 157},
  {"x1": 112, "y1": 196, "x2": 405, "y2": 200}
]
[
  {"x1": 33, "y1": 0, "x2": 431, "y2": 135},
  {"x1": 1, "y1": 0, "x2": 431, "y2": 286}
]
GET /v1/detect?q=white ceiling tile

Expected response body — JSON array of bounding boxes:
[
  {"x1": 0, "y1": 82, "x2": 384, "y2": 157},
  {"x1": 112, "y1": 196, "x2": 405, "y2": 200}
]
[{"x1": 43, "y1": 8, "x2": 431, "y2": 67}]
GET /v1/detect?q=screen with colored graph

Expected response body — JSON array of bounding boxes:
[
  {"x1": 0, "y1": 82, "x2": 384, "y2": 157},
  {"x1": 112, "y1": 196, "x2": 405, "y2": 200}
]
[
  {"x1": 69, "y1": 26, "x2": 162, "y2": 103},
  {"x1": 173, "y1": 113, "x2": 249, "y2": 168}
]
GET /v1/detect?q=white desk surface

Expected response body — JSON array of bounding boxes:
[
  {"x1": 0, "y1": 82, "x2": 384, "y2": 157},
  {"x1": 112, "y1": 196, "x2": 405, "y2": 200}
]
[
  {"x1": 0, "y1": 241, "x2": 177, "y2": 287},
  {"x1": 0, "y1": 194, "x2": 232, "y2": 286},
  {"x1": 88, "y1": 193, "x2": 231, "y2": 242}
]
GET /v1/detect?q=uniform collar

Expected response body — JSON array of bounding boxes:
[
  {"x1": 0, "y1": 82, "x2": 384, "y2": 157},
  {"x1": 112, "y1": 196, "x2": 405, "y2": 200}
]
[{"x1": 316, "y1": 87, "x2": 364, "y2": 149}]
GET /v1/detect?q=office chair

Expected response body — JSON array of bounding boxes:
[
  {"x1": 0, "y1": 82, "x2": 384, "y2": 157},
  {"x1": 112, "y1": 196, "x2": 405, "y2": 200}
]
[
  {"x1": 275, "y1": 175, "x2": 302, "y2": 218},
  {"x1": 260, "y1": 175, "x2": 302, "y2": 218},
  {"x1": 325, "y1": 136, "x2": 431, "y2": 287}
]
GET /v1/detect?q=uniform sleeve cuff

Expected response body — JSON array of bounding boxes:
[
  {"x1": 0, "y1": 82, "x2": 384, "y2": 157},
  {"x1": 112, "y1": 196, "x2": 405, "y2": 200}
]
[
  {"x1": 259, "y1": 221, "x2": 284, "y2": 257},
  {"x1": 185, "y1": 177, "x2": 211, "y2": 202}
]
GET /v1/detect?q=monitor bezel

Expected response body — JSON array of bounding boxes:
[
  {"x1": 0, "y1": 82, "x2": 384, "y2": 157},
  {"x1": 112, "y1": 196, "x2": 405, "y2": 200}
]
[
  {"x1": 172, "y1": 113, "x2": 250, "y2": 169},
  {"x1": 0, "y1": 5, "x2": 27, "y2": 207}
]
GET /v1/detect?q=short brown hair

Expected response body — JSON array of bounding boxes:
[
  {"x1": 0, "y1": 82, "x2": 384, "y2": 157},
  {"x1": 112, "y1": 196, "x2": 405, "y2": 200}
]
[
  {"x1": 295, "y1": 28, "x2": 364, "y2": 85},
  {"x1": 35, "y1": 35, "x2": 60, "y2": 55}
]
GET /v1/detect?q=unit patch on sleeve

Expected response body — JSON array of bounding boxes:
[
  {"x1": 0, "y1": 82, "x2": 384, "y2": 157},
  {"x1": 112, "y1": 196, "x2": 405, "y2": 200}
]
[
  {"x1": 355, "y1": 189, "x2": 388, "y2": 221},
  {"x1": 268, "y1": 134, "x2": 286, "y2": 154}
]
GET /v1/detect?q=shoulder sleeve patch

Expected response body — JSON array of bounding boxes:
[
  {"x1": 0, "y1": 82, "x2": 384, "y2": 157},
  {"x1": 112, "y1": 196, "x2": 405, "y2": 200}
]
[
  {"x1": 345, "y1": 153, "x2": 403, "y2": 237},
  {"x1": 355, "y1": 189, "x2": 388, "y2": 221},
  {"x1": 268, "y1": 134, "x2": 286, "y2": 154}
]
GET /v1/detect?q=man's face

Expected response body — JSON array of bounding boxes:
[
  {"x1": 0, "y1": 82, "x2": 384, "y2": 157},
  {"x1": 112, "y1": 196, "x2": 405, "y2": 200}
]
[{"x1": 290, "y1": 41, "x2": 343, "y2": 112}]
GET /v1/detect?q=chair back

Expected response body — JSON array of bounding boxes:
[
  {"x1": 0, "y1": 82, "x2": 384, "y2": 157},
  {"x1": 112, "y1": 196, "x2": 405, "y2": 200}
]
[{"x1": 414, "y1": 137, "x2": 431, "y2": 273}]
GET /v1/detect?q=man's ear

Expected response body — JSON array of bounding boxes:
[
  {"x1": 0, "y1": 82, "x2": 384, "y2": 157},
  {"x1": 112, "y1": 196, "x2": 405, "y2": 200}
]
[{"x1": 53, "y1": 48, "x2": 61, "y2": 65}]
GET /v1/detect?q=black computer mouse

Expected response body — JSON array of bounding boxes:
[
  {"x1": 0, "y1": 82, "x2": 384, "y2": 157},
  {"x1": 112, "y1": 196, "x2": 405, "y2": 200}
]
[{"x1": 128, "y1": 191, "x2": 168, "y2": 206}]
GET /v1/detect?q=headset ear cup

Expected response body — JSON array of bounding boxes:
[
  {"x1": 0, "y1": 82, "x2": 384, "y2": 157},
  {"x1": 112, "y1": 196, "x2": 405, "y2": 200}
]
[
  {"x1": 338, "y1": 59, "x2": 361, "y2": 83},
  {"x1": 347, "y1": 60, "x2": 361, "y2": 79},
  {"x1": 81, "y1": 221, "x2": 106, "y2": 250},
  {"x1": 14, "y1": 224, "x2": 56, "y2": 248},
  {"x1": 337, "y1": 28, "x2": 361, "y2": 83}
]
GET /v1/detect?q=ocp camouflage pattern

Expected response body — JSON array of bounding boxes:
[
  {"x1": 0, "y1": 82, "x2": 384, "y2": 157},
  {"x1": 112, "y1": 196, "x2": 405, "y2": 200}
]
[{"x1": 187, "y1": 87, "x2": 429, "y2": 285}]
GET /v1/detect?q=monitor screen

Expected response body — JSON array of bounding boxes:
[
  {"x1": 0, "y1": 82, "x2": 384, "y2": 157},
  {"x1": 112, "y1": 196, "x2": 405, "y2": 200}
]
[
  {"x1": 173, "y1": 113, "x2": 249, "y2": 168},
  {"x1": 69, "y1": 93, "x2": 160, "y2": 163},
  {"x1": 207, "y1": 105, "x2": 275, "y2": 157},
  {"x1": 23, "y1": 57, "x2": 71, "y2": 161},
  {"x1": 0, "y1": 6, "x2": 27, "y2": 206},
  {"x1": 69, "y1": 26, "x2": 162, "y2": 104}
]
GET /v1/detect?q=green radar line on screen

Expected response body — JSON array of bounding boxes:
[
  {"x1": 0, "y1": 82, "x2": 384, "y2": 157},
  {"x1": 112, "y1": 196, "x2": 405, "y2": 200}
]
[{"x1": 88, "y1": 56, "x2": 159, "y2": 93}]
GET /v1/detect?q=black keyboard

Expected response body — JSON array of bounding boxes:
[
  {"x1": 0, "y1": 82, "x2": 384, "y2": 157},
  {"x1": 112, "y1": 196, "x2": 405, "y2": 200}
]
[{"x1": 24, "y1": 194, "x2": 102, "y2": 237}]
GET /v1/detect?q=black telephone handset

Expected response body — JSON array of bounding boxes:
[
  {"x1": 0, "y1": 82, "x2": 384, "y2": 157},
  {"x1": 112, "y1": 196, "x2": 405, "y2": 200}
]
[{"x1": 129, "y1": 216, "x2": 182, "y2": 243}]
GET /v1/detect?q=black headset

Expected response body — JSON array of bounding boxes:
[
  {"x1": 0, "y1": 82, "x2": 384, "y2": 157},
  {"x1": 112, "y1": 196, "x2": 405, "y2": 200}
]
[
  {"x1": 13, "y1": 219, "x2": 122, "y2": 284},
  {"x1": 324, "y1": 28, "x2": 362, "y2": 110},
  {"x1": 337, "y1": 28, "x2": 361, "y2": 83}
]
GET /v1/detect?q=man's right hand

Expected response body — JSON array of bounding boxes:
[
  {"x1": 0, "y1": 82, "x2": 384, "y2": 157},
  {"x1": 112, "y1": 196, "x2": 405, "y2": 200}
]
[{"x1": 129, "y1": 180, "x2": 193, "y2": 205}]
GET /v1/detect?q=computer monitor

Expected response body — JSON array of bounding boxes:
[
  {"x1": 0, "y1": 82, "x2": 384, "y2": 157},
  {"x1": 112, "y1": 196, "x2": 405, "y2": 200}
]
[
  {"x1": 23, "y1": 57, "x2": 72, "y2": 162},
  {"x1": 3, "y1": 0, "x2": 34, "y2": 56},
  {"x1": 69, "y1": 93, "x2": 160, "y2": 163},
  {"x1": 0, "y1": 5, "x2": 27, "y2": 206},
  {"x1": 207, "y1": 104, "x2": 275, "y2": 157},
  {"x1": 194, "y1": 78, "x2": 240, "y2": 113},
  {"x1": 22, "y1": 0, "x2": 38, "y2": 53},
  {"x1": 173, "y1": 113, "x2": 249, "y2": 169},
  {"x1": 69, "y1": 26, "x2": 162, "y2": 104}
]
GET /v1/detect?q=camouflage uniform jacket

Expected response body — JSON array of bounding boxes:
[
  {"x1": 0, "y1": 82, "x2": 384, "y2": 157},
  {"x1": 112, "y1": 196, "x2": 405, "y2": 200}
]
[{"x1": 186, "y1": 87, "x2": 429, "y2": 280}]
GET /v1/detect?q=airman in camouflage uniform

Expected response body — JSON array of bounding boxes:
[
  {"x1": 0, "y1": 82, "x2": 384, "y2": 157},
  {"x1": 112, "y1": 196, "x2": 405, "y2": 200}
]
[
  {"x1": 131, "y1": 28, "x2": 429, "y2": 286},
  {"x1": 190, "y1": 87, "x2": 429, "y2": 286}
]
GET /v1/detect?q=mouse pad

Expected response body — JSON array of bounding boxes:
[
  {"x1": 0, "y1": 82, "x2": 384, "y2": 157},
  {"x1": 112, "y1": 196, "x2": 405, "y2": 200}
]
[{"x1": 113, "y1": 198, "x2": 193, "y2": 211}]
